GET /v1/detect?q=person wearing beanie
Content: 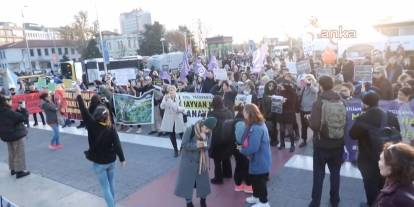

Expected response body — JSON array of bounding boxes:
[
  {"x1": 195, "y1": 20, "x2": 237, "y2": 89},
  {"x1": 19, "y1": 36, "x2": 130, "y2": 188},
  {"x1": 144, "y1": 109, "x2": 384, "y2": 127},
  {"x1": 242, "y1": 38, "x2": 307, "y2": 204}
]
[
  {"x1": 350, "y1": 90, "x2": 401, "y2": 206},
  {"x1": 175, "y1": 117, "x2": 217, "y2": 207}
]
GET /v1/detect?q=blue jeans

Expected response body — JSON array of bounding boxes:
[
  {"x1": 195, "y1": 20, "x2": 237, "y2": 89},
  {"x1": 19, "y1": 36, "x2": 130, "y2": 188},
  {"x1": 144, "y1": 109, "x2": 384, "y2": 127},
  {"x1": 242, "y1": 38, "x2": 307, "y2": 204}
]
[
  {"x1": 50, "y1": 124, "x2": 60, "y2": 145},
  {"x1": 93, "y1": 162, "x2": 116, "y2": 207}
]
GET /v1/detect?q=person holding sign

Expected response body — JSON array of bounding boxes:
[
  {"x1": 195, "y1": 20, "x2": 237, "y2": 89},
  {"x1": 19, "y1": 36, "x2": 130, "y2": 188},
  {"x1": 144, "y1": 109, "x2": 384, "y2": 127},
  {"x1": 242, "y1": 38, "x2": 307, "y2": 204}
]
[{"x1": 278, "y1": 82, "x2": 298, "y2": 153}]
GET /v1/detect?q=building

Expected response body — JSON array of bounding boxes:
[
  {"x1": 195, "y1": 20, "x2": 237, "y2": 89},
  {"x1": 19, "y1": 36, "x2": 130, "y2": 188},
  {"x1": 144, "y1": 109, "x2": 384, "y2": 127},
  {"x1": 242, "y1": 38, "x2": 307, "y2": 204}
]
[
  {"x1": 23, "y1": 23, "x2": 62, "y2": 40},
  {"x1": 374, "y1": 19, "x2": 414, "y2": 69},
  {"x1": 120, "y1": 9, "x2": 151, "y2": 34},
  {"x1": 206, "y1": 36, "x2": 233, "y2": 59},
  {"x1": 0, "y1": 40, "x2": 80, "y2": 72},
  {"x1": 98, "y1": 31, "x2": 140, "y2": 58},
  {"x1": 0, "y1": 22, "x2": 62, "y2": 46},
  {"x1": 0, "y1": 22, "x2": 24, "y2": 45}
]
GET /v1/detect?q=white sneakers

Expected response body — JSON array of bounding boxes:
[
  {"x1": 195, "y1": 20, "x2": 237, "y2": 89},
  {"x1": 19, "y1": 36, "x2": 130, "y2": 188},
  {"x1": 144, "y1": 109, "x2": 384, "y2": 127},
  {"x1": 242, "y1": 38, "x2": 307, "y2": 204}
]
[
  {"x1": 246, "y1": 196, "x2": 270, "y2": 207},
  {"x1": 252, "y1": 202, "x2": 270, "y2": 207},
  {"x1": 246, "y1": 196, "x2": 260, "y2": 204}
]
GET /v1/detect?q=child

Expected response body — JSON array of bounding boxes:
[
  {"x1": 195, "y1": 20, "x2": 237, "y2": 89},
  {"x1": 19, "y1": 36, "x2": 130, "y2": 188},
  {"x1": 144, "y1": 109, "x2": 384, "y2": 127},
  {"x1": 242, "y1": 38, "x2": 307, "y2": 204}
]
[{"x1": 16, "y1": 101, "x2": 29, "y2": 127}]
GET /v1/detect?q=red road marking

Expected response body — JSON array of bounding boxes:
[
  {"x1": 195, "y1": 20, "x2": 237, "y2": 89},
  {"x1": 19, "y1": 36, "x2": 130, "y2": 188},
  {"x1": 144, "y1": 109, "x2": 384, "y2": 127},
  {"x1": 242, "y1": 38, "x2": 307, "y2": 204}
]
[{"x1": 120, "y1": 147, "x2": 296, "y2": 207}]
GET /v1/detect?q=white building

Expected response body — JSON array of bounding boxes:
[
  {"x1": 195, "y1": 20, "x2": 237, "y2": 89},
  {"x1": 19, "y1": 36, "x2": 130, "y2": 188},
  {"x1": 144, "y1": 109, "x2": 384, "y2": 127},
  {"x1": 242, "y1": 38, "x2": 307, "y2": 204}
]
[
  {"x1": 0, "y1": 22, "x2": 24, "y2": 45},
  {"x1": 120, "y1": 9, "x2": 151, "y2": 34},
  {"x1": 0, "y1": 40, "x2": 80, "y2": 72},
  {"x1": 23, "y1": 23, "x2": 62, "y2": 40},
  {"x1": 100, "y1": 31, "x2": 140, "y2": 58}
]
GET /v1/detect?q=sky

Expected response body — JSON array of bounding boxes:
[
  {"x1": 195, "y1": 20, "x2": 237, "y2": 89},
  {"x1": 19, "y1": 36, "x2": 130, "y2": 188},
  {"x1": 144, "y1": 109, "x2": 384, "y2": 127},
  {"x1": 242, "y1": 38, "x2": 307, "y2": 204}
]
[{"x1": 1, "y1": 0, "x2": 413, "y2": 43}]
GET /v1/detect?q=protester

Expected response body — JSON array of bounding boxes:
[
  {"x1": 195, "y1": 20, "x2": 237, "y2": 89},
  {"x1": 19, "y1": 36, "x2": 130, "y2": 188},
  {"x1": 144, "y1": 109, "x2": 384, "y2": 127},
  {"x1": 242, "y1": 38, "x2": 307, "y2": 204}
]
[
  {"x1": 350, "y1": 90, "x2": 401, "y2": 206},
  {"x1": 40, "y1": 93, "x2": 62, "y2": 150},
  {"x1": 16, "y1": 101, "x2": 29, "y2": 127},
  {"x1": 210, "y1": 80, "x2": 238, "y2": 112},
  {"x1": 202, "y1": 71, "x2": 216, "y2": 93},
  {"x1": 240, "y1": 104, "x2": 272, "y2": 207},
  {"x1": 309, "y1": 76, "x2": 347, "y2": 207},
  {"x1": 261, "y1": 80, "x2": 279, "y2": 146},
  {"x1": 26, "y1": 84, "x2": 46, "y2": 126},
  {"x1": 76, "y1": 87, "x2": 126, "y2": 207},
  {"x1": 298, "y1": 74, "x2": 318, "y2": 148},
  {"x1": 0, "y1": 95, "x2": 30, "y2": 179},
  {"x1": 160, "y1": 85, "x2": 186, "y2": 157},
  {"x1": 386, "y1": 56, "x2": 403, "y2": 84},
  {"x1": 373, "y1": 142, "x2": 414, "y2": 207},
  {"x1": 278, "y1": 82, "x2": 298, "y2": 152},
  {"x1": 372, "y1": 67, "x2": 394, "y2": 100},
  {"x1": 175, "y1": 117, "x2": 217, "y2": 207},
  {"x1": 208, "y1": 96, "x2": 234, "y2": 184}
]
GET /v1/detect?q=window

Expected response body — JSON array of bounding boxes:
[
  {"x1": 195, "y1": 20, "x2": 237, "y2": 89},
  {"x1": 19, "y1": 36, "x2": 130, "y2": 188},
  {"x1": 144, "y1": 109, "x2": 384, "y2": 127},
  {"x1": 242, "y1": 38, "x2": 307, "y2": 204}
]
[
  {"x1": 2, "y1": 51, "x2": 5, "y2": 59},
  {"x1": 71, "y1": 48, "x2": 75, "y2": 55},
  {"x1": 133, "y1": 40, "x2": 137, "y2": 48},
  {"x1": 30, "y1": 49, "x2": 34, "y2": 56},
  {"x1": 64, "y1": 48, "x2": 68, "y2": 54},
  {"x1": 58, "y1": 48, "x2": 62, "y2": 55},
  {"x1": 0, "y1": 51, "x2": 3, "y2": 59},
  {"x1": 37, "y1": 49, "x2": 42, "y2": 56},
  {"x1": 128, "y1": 39, "x2": 131, "y2": 48},
  {"x1": 44, "y1": 48, "x2": 49, "y2": 56},
  {"x1": 51, "y1": 48, "x2": 56, "y2": 54}
]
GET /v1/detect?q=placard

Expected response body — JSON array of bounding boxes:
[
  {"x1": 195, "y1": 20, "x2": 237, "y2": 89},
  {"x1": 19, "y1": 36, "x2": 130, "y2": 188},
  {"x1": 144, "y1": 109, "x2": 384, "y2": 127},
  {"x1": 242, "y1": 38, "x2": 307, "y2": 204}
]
[
  {"x1": 271, "y1": 95, "x2": 284, "y2": 113},
  {"x1": 113, "y1": 90, "x2": 154, "y2": 125},
  {"x1": 354, "y1": 65, "x2": 373, "y2": 83},
  {"x1": 317, "y1": 67, "x2": 335, "y2": 78},
  {"x1": 213, "y1": 69, "x2": 228, "y2": 80},
  {"x1": 63, "y1": 91, "x2": 96, "y2": 120},
  {"x1": 296, "y1": 60, "x2": 311, "y2": 75}
]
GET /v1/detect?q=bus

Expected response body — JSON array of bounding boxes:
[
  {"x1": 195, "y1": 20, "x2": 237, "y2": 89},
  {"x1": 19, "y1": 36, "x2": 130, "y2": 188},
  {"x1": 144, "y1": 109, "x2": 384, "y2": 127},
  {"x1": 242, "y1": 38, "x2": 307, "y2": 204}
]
[{"x1": 84, "y1": 56, "x2": 144, "y2": 85}]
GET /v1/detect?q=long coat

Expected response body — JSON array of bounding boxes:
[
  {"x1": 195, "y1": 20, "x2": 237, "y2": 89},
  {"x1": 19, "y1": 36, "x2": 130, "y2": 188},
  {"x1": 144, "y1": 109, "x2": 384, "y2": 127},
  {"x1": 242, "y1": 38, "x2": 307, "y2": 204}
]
[
  {"x1": 208, "y1": 108, "x2": 234, "y2": 160},
  {"x1": 160, "y1": 95, "x2": 186, "y2": 133},
  {"x1": 175, "y1": 126, "x2": 211, "y2": 199}
]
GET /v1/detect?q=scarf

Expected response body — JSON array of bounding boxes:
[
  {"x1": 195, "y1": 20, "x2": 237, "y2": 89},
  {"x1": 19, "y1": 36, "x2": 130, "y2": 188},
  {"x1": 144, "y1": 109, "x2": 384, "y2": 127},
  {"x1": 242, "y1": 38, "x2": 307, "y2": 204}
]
[{"x1": 194, "y1": 122, "x2": 208, "y2": 174}]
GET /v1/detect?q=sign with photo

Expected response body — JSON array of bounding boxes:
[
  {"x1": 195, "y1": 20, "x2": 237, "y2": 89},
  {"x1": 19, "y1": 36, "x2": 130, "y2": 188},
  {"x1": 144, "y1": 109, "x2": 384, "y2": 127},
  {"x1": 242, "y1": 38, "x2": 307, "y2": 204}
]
[{"x1": 354, "y1": 65, "x2": 373, "y2": 83}]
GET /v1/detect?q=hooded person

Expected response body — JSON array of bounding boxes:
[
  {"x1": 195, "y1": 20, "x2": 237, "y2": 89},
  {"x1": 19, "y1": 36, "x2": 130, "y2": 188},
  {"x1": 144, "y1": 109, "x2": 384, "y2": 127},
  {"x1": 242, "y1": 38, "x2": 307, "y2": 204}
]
[{"x1": 175, "y1": 117, "x2": 217, "y2": 207}]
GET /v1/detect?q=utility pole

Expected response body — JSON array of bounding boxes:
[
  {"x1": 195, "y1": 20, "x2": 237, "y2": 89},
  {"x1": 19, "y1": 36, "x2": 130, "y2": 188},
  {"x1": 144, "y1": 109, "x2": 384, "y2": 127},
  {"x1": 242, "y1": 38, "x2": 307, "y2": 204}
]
[
  {"x1": 94, "y1": 2, "x2": 108, "y2": 74},
  {"x1": 21, "y1": 6, "x2": 32, "y2": 73}
]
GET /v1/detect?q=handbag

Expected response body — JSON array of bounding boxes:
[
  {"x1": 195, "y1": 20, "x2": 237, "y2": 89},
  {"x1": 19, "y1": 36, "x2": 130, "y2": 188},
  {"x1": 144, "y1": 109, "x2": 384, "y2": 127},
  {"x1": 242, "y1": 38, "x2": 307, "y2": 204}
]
[{"x1": 57, "y1": 112, "x2": 65, "y2": 126}]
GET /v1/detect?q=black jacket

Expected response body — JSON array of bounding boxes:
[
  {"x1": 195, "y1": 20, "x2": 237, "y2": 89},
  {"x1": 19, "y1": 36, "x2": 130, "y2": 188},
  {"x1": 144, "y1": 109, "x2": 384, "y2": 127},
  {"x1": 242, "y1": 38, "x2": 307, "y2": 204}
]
[
  {"x1": 373, "y1": 77, "x2": 394, "y2": 100},
  {"x1": 77, "y1": 95, "x2": 125, "y2": 164},
  {"x1": 210, "y1": 84, "x2": 238, "y2": 111},
  {"x1": 0, "y1": 107, "x2": 27, "y2": 142},
  {"x1": 202, "y1": 78, "x2": 216, "y2": 93},
  {"x1": 350, "y1": 107, "x2": 400, "y2": 163},
  {"x1": 208, "y1": 108, "x2": 234, "y2": 160}
]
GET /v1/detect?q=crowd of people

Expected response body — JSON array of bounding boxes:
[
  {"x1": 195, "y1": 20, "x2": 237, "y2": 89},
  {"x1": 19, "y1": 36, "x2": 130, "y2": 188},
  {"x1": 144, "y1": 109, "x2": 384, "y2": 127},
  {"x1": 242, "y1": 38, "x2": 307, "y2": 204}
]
[{"x1": 0, "y1": 47, "x2": 414, "y2": 207}]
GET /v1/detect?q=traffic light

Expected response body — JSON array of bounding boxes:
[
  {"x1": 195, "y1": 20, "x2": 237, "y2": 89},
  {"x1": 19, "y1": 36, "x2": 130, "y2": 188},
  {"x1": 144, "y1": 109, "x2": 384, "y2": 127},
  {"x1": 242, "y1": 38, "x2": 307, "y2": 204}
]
[{"x1": 60, "y1": 62, "x2": 73, "y2": 79}]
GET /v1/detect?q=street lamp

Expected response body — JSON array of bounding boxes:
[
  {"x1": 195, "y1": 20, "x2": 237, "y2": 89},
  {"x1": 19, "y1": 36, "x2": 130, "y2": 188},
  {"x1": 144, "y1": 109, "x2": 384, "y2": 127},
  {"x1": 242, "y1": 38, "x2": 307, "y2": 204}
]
[{"x1": 160, "y1": 37, "x2": 165, "y2": 54}]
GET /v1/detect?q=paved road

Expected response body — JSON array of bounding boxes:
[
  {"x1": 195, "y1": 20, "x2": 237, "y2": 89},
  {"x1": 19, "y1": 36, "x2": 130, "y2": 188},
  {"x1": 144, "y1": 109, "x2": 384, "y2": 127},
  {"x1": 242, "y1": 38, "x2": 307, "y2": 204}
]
[{"x1": 0, "y1": 125, "x2": 366, "y2": 207}]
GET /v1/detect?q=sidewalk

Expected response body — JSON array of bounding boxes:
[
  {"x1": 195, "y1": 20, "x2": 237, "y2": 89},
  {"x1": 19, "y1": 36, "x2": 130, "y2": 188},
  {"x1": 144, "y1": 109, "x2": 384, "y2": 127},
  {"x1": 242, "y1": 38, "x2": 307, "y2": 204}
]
[{"x1": 0, "y1": 162, "x2": 114, "y2": 207}]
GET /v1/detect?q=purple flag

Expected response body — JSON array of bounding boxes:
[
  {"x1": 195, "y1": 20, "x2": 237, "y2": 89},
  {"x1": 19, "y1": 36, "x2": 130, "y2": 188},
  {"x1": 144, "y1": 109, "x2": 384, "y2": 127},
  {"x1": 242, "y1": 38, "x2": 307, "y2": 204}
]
[
  {"x1": 180, "y1": 50, "x2": 190, "y2": 81},
  {"x1": 193, "y1": 58, "x2": 206, "y2": 76},
  {"x1": 208, "y1": 55, "x2": 218, "y2": 71},
  {"x1": 160, "y1": 70, "x2": 171, "y2": 83}
]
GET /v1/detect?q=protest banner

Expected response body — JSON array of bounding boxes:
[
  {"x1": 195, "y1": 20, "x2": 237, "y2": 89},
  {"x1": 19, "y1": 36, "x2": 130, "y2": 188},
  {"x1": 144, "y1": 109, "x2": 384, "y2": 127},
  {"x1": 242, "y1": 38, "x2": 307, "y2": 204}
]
[
  {"x1": 11, "y1": 93, "x2": 42, "y2": 114},
  {"x1": 179, "y1": 92, "x2": 214, "y2": 125},
  {"x1": 296, "y1": 60, "x2": 311, "y2": 75},
  {"x1": 213, "y1": 69, "x2": 228, "y2": 80},
  {"x1": 287, "y1": 62, "x2": 297, "y2": 74},
  {"x1": 47, "y1": 82, "x2": 57, "y2": 93},
  {"x1": 271, "y1": 95, "x2": 285, "y2": 113},
  {"x1": 63, "y1": 91, "x2": 96, "y2": 120},
  {"x1": 317, "y1": 67, "x2": 335, "y2": 78},
  {"x1": 113, "y1": 90, "x2": 154, "y2": 125},
  {"x1": 35, "y1": 77, "x2": 47, "y2": 89},
  {"x1": 111, "y1": 68, "x2": 136, "y2": 85},
  {"x1": 354, "y1": 65, "x2": 373, "y2": 83},
  {"x1": 343, "y1": 99, "x2": 414, "y2": 162}
]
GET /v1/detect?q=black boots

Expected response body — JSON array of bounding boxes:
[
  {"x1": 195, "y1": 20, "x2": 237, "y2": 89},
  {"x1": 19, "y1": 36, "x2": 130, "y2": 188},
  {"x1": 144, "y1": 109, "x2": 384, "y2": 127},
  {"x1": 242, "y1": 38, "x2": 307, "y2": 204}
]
[
  {"x1": 16, "y1": 171, "x2": 30, "y2": 179},
  {"x1": 200, "y1": 198, "x2": 207, "y2": 207}
]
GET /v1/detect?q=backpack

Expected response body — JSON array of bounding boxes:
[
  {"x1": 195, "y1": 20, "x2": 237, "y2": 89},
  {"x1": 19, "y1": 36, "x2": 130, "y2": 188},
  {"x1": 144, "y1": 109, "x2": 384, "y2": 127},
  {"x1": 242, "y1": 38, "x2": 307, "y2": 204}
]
[
  {"x1": 320, "y1": 99, "x2": 347, "y2": 139},
  {"x1": 360, "y1": 111, "x2": 402, "y2": 159}
]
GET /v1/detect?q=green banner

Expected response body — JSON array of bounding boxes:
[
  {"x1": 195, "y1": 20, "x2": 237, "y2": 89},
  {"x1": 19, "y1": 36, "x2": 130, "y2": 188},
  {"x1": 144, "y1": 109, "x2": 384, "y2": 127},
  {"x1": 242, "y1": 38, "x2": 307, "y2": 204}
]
[{"x1": 113, "y1": 91, "x2": 154, "y2": 125}]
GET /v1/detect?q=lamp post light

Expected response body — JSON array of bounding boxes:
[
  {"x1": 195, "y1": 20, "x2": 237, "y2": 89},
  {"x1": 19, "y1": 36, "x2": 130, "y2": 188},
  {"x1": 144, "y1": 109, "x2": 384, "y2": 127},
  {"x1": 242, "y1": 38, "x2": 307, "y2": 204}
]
[{"x1": 160, "y1": 37, "x2": 165, "y2": 54}]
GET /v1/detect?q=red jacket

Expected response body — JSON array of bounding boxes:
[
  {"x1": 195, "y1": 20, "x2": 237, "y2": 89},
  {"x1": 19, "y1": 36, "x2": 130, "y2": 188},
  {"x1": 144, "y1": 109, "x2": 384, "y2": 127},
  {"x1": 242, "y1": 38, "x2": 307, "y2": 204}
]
[{"x1": 374, "y1": 181, "x2": 414, "y2": 207}]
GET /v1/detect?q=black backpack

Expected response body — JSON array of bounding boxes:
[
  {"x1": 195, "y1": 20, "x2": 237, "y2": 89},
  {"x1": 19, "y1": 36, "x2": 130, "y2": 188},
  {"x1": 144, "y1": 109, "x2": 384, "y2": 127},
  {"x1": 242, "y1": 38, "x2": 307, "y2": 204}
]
[{"x1": 360, "y1": 110, "x2": 402, "y2": 160}]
